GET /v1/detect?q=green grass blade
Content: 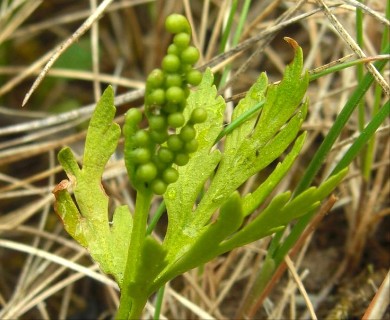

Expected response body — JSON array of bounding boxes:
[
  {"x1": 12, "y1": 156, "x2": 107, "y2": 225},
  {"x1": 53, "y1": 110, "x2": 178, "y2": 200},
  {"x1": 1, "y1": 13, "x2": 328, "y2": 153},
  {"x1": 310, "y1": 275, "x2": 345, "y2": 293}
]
[
  {"x1": 331, "y1": 100, "x2": 390, "y2": 176},
  {"x1": 153, "y1": 286, "x2": 165, "y2": 320},
  {"x1": 363, "y1": 1, "x2": 390, "y2": 179},
  {"x1": 146, "y1": 201, "x2": 166, "y2": 236},
  {"x1": 356, "y1": 0, "x2": 365, "y2": 131},
  {"x1": 293, "y1": 46, "x2": 389, "y2": 196},
  {"x1": 218, "y1": 0, "x2": 238, "y2": 54},
  {"x1": 308, "y1": 55, "x2": 390, "y2": 81},
  {"x1": 219, "y1": 0, "x2": 252, "y2": 88},
  {"x1": 214, "y1": 100, "x2": 265, "y2": 143}
]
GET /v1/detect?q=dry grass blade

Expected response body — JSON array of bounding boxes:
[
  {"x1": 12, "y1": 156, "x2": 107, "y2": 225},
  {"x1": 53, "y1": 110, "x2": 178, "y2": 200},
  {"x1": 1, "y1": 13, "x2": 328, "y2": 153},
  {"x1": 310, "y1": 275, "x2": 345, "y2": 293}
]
[
  {"x1": 0, "y1": 239, "x2": 118, "y2": 288},
  {"x1": 167, "y1": 286, "x2": 216, "y2": 320},
  {"x1": 0, "y1": 0, "x2": 42, "y2": 44},
  {"x1": 0, "y1": 66, "x2": 145, "y2": 88},
  {"x1": 0, "y1": 89, "x2": 144, "y2": 136},
  {"x1": 362, "y1": 270, "x2": 390, "y2": 319},
  {"x1": 284, "y1": 255, "x2": 317, "y2": 320},
  {"x1": 315, "y1": 0, "x2": 389, "y2": 96},
  {"x1": 22, "y1": 0, "x2": 115, "y2": 106},
  {"x1": 343, "y1": 0, "x2": 390, "y2": 25}
]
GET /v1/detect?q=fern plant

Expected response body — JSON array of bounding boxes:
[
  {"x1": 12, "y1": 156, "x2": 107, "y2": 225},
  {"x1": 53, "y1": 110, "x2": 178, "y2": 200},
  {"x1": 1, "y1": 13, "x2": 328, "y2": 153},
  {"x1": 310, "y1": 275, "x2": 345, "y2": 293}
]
[{"x1": 53, "y1": 14, "x2": 347, "y2": 319}]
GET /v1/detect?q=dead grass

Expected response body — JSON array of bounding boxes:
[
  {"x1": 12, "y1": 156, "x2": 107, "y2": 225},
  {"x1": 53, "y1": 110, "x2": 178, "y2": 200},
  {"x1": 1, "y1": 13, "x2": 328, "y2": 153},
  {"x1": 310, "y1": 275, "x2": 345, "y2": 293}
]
[{"x1": 0, "y1": 1, "x2": 389, "y2": 319}]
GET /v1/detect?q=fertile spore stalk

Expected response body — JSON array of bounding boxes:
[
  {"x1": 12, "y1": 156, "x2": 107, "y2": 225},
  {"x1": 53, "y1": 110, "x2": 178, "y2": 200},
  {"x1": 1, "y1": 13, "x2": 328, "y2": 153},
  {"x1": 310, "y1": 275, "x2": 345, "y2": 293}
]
[
  {"x1": 124, "y1": 14, "x2": 206, "y2": 195},
  {"x1": 118, "y1": 13, "x2": 206, "y2": 319}
]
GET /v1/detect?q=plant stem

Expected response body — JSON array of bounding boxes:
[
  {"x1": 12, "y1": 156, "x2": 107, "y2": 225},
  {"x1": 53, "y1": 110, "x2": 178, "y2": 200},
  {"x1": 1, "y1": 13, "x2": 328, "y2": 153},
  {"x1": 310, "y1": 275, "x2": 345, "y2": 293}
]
[{"x1": 116, "y1": 190, "x2": 153, "y2": 320}]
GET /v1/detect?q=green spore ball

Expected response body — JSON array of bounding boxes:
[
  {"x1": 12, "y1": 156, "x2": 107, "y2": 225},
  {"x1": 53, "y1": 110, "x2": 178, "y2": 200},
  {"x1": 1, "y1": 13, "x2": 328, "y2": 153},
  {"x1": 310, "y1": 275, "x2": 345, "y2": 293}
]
[
  {"x1": 174, "y1": 153, "x2": 190, "y2": 166},
  {"x1": 150, "y1": 129, "x2": 169, "y2": 144},
  {"x1": 132, "y1": 13, "x2": 204, "y2": 195},
  {"x1": 168, "y1": 112, "x2": 185, "y2": 128},
  {"x1": 180, "y1": 64, "x2": 192, "y2": 75},
  {"x1": 158, "y1": 147, "x2": 174, "y2": 163},
  {"x1": 162, "y1": 167, "x2": 179, "y2": 184},
  {"x1": 151, "y1": 179, "x2": 167, "y2": 195},
  {"x1": 152, "y1": 154, "x2": 168, "y2": 171},
  {"x1": 186, "y1": 69, "x2": 202, "y2": 86},
  {"x1": 133, "y1": 130, "x2": 151, "y2": 147},
  {"x1": 184, "y1": 139, "x2": 198, "y2": 153},
  {"x1": 190, "y1": 108, "x2": 207, "y2": 124},
  {"x1": 165, "y1": 14, "x2": 191, "y2": 34},
  {"x1": 162, "y1": 103, "x2": 179, "y2": 114},
  {"x1": 126, "y1": 108, "x2": 142, "y2": 125},
  {"x1": 146, "y1": 69, "x2": 164, "y2": 88},
  {"x1": 167, "y1": 44, "x2": 180, "y2": 56},
  {"x1": 136, "y1": 162, "x2": 157, "y2": 182},
  {"x1": 179, "y1": 124, "x2": 196, "y2": 142},
  {"x1": 165, "y1": 74, "x2": 183, "y2": 88},
  {"x1": 167, "y1": 134, "x2": 184, "y2": 151},
  {"x1": 149, "y1": 115, "x2": 167, "y2": 131},
  {"x1": 131, "y1": 148, "x2": 151, "y2": 164},
  {"x1": 181, "y1": 46, "x2": 200, "y2": 65},
  {"x1": 174, "y1": 32, "x2": 191, "y2": 49},
  {"x1": 147, "y1": 88, "x2": 165, "y2": 106},
  {"x1": 166, "y1": 86, "x2": 185, "y2": 103},
  {"x1": 162, "y1": 54, "x2": 181, "y2": 72}
]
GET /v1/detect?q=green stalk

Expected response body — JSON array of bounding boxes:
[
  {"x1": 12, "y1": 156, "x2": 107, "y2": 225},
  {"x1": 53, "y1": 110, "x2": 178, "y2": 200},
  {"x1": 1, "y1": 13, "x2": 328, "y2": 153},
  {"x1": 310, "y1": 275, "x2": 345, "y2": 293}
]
[
  {"x1": 147, "y1": 200, "x2": 167, "y2": 318},
  {"x1": 116, "y1": 190, "x2": 153, "y2": 320}
]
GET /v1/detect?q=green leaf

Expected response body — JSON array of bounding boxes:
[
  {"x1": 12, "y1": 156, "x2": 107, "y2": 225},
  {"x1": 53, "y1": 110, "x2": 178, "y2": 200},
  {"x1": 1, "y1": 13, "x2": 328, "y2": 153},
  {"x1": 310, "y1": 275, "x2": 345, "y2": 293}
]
[
  {"x1": 123, "y1": 110, "x2": 141, "y2": 190},
  {"x1": 57, "y1": 147, "x2": 81, "y2": 179},
  {"x1": 224, "y1": 72, "x2": 268, "y2": 150},
  {"x1": 220, "y1": 168, "x2": 348, "y2": 251},
  {"x1": 157, "y1": 41, "x2": 312, "y2": 288},
  {"x1": 163, "y1": 69, "x2": 225, "y2": 260},
  {"x1": 82, "y1": 86, "x2": 121, "y2": 181},
  {"x1": 132, "y1": 236, "x2": 168, "y2": 293},
  {"x1": 109, "y1": 205, "x2": 134, "y2": 285},
  {"x1": 53, "y1": 180, "x2": 87, "y2": 247},
  {"x1": 252, "y1": 45, "x2": 308, "y2": 144},
  {"x1": 157, "y1": 192, "x2": 244, "y2": 283},
  {"x1": 191, "y1": 45, "x2": 309, "y2": 230},
  {"x1": 54, "y1": 86, "x2": 132, "y2": 287},
  {"x1": 242, "y1": 132, "x2": 306, "y2": 216},
  {"x1": 222, "y1": 192, "x2": 292, "y2": 249}
]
